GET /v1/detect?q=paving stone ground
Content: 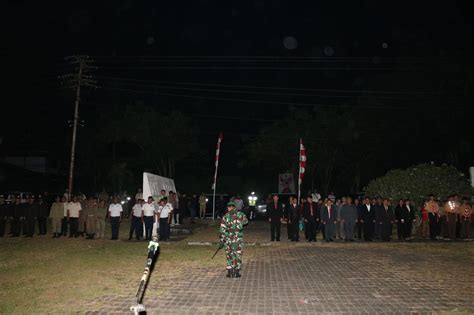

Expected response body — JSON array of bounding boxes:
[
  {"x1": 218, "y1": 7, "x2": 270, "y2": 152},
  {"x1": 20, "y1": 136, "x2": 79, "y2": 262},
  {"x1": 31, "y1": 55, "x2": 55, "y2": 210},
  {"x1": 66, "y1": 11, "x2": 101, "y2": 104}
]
[{"x1": 84, "y1": 221, "x2": 474, "y2": 314}]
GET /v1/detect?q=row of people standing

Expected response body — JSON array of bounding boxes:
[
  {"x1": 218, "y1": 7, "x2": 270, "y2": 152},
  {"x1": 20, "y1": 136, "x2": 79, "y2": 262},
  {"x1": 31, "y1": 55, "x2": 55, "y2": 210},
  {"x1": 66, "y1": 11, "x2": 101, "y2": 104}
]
[
  {"x1": 0, "y1": 194, "x2": 50, "y2": 237},
  {"x1": 129, "y1": 196, "x2": 173, "y2": 241},
  {"x1": 424, "y1": 194, "x2": 472, "y2": 240},
  {"x1": 266, "y1": 194, "x2": 472, "y2": 242}
]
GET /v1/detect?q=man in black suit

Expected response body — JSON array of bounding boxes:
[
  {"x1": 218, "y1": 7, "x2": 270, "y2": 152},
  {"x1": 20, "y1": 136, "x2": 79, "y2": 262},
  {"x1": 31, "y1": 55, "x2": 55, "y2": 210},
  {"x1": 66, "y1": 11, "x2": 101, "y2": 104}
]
[
  {"x1": 377, "y1": 198, "x2": 394, "y2": 241},
  {"x1": 374, "y1": 197, "x2": 384, "y2": 240},
  {"x1": 320, "y1": 199, "x2": 337, "y2": 242},
  {"x1": 355, "y1": 198, "x2": 365, "y2": 240},
  {"x1": 287, "y1": 196, "x2": 301, "y2": 242},
  {"x1": 266, "y1": 194, "x2": 283, "y2": 241},
  {"x1": 404, "y1": 199, "x2": 416, "y2": 239},
  {"x1": 303, "y1": 195, "x2": 319, "y2": 242},
  {"x1": 394, "y1": 199, "x2": 407, "y2": 241},
  {"x1": 362, "y1": 197, "x2": 375, "y2": 241}
]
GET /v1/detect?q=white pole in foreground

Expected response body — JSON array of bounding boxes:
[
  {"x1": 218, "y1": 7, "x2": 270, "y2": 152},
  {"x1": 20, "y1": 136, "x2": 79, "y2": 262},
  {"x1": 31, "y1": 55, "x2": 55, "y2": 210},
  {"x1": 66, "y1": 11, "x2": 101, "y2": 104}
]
[{"x1": 212, "y1": 133, "x2": 223, "y2": 221}]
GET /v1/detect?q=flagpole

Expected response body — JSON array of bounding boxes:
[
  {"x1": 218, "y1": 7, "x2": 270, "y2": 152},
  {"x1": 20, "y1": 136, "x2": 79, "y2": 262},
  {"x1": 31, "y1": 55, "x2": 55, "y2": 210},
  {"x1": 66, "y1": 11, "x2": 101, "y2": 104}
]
[
  {"x1": 297, "y1": 138, "x2": 301, "y2": 206},
  {"x1": 212, "y1": 132, "x2": 223, "y2": 221},
  {"x1": 298, "y1": 138, "x2": 306, "y2": 206}
]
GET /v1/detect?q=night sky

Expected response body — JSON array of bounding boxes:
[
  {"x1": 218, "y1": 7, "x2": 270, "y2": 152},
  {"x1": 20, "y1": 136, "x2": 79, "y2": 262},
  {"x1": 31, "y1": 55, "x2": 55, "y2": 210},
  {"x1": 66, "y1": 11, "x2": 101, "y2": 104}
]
[{"x1": 2, "y1": 1, "x2": 473, "y2": 194}]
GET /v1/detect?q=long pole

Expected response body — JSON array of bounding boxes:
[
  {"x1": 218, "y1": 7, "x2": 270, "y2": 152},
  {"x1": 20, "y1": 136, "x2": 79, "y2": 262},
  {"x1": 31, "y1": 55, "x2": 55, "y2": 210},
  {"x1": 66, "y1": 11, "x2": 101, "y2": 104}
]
[
  {"x1": 297, "y1": 138, "x2": 306, "y2": 206},
  {"x1": 212, "y1": 133, "x2": 223, "y2": 220},
  {"x1": 67, "y1": 61, "x2": 83, "y2": 200}
]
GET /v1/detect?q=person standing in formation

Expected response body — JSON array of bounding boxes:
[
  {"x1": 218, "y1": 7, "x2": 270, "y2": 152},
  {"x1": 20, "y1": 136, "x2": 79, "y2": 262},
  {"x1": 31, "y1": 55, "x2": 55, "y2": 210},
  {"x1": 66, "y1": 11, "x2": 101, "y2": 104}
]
[
  {"x1": 287, "y1": 196, "x2": 301, "y2": 242},
  {"x1": 303, "y1": 195, "x2": 319, "y2": 242},
  {"x1": 445, "y1": 196, "x2": 459, "y2": 240},
  {"x1": 219, "y1": 201, "x2": 248, "y2": 278},
  {"x1": 168, "y1": 191, "x2": 179, "y2": 226},
  {"x1": 37, "y1": 196, "x2": 49, "y2": 235},
  {"x1": 404, "y1": 199, "x2": 416, "y2": 239},
  {"x1": 362, "y1": 197, "x2": 375, "y2": 241},
  {"x1": 341, "y1": 196, "x2": 357, "y2": 241},
  {"x1": 108, "y1": 197, "x2": 123, "y2": 240},
  {"x1": 394, "y1": 199, "x2": 407, "y2": 241},
  {"x1": 84, "y1": 197, "x2": 98, "y2": 239},
  {"x1": 157, "y1": 197, "x2": 173, "y2": 241},
  {"x1": 355, "y1": 198, "x2": 365, "y2": 240},
  {"x1": 426, "y1": 195, "x2": 440, "y2": 240},
  {"x1": 67, "y1": 196, "x2": 82, "y2": 238},
  {"x1": 199, "y1": 193, "x2": 207, "y2": 219},
  {"x1": 266, "y1": 194, "x2": 283, "y2": 242},
  {"x1": 49, "y1": 196, "x2": 64, "y2": 238},
  {"x1": 24, "y1": 195, "x2": 37, "y2": 237},
  {"x1": 378, "y1": 198, "x2": 394, "y2": 241},
  {"x1": 96, "y1": 199, "x2": 107, "y2": 239},
  {"x1": 129, "y1": 198, "x2": 144, "y2": 240},
  {"x1": 0, "y1": 195, "x2": 6, "y2": 237},
  {"x1": 459, "y1": 199, "x2": 472, "y2": 238},
  {"x1": 142, "y1": 196, "x2": 155, "y2": 241},
  {"x1": 321, "y1": 199, "x2": 337, "y2": 242},
  {"x1": 10, "y1": 196, "x2": 22, "y2": 237}
]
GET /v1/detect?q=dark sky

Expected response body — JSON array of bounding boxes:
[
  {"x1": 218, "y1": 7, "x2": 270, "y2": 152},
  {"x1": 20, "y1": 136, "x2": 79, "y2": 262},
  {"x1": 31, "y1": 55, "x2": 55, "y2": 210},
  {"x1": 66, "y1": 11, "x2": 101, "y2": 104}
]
[{"x1": 2, "y1": 1, "x2": 473, "y2": 192}]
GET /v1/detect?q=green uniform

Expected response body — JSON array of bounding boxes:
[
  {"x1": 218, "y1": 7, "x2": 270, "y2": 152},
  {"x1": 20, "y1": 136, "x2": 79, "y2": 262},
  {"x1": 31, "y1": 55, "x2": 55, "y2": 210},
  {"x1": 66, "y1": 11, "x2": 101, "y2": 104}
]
[{"x1": 219, "y1": 209, "x2": 248, "y2": 271}]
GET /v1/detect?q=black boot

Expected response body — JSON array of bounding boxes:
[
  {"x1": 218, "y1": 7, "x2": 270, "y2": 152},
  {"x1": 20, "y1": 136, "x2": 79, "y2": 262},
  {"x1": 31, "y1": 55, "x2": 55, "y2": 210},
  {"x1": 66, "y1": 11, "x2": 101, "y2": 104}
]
[
  {"x1": 52, "y1": 233, "x2": 56, "y2": 238},
  {"x1": 226, "y1": 269, "x2": 232, "y2": 278},
  {"x1": 234, "y1": 269, "x2": 241, "y2": 278}
]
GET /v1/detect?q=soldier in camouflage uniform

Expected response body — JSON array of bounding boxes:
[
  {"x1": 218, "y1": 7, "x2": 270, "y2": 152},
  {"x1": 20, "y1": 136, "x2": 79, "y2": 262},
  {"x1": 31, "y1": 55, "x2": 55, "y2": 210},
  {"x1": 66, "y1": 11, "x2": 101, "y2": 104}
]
[{"x1": 219, "y1": 201, "x2": 248, "y2": 278}]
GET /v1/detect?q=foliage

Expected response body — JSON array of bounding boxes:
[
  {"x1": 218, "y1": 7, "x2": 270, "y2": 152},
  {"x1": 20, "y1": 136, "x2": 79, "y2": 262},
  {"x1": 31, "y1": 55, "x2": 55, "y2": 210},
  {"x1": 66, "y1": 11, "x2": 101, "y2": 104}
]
[
  {"x1": 364, "y1": 163, "x2": 473, "y2": 205},
  {"x1": 97, "y1": 105, "x2": 199, "y2": 179},
  {"x1": 245, "y1": 108, "x2": 373, "y2": 195}
]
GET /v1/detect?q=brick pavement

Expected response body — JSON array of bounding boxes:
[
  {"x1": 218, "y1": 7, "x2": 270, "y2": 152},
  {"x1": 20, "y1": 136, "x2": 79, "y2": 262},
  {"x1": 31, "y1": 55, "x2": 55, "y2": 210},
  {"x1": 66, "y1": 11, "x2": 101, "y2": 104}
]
[{"x1": 82, "y1": 221, "x2": 474, "y2": 314}]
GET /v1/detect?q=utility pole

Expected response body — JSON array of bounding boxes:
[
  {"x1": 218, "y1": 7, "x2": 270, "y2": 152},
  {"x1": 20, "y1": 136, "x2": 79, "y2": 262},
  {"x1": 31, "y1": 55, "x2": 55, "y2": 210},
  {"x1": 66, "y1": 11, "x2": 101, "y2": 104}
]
[{"x1": 60, "y1": 55, "x2": 97, "y2": 200}]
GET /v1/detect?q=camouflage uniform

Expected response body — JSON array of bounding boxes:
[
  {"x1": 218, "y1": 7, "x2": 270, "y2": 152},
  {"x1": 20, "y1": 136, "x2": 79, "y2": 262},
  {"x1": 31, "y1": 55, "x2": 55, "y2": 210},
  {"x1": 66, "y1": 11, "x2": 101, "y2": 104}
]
[{"x1": 219, "y1": 202, "x2": 248, "y2": 277}]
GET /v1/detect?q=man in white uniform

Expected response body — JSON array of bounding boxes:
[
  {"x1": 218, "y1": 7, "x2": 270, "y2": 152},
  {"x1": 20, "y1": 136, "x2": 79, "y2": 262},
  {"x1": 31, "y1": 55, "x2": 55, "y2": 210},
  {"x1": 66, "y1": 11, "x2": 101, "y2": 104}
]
[
  {"x1": 129, "y1": 199, "x2": 144, "y2": 240},
  {"x1": 157, "y1": 197, "x2": 173, "y2": 241},
  {"x1": 108, "y1": 197, "x2": 123, "y2": 240},
  {"x1": 142, "y1": 196, "x2": 156, "y2": 241},
  {"x1": 67, "y1": 196, "x2": 82, "y2": 238}
]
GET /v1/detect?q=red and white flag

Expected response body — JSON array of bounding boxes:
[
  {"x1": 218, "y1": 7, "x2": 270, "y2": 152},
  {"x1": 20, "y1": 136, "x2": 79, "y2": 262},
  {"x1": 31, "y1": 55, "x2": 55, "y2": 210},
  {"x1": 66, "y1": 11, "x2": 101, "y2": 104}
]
[
  {"x1": 212, "y1": 132, "x2": 223, "y2": 190},
  {"x1": 298, "y1": 138, "x2": 306, "y2": 186}
]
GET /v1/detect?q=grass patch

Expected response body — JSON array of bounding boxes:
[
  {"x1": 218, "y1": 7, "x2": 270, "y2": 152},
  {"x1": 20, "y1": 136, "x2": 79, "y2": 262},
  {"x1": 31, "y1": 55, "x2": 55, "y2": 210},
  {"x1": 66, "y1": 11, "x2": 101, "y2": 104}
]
[{"x1": 0, "y1": 221, "x2": 237, "y2": 314}]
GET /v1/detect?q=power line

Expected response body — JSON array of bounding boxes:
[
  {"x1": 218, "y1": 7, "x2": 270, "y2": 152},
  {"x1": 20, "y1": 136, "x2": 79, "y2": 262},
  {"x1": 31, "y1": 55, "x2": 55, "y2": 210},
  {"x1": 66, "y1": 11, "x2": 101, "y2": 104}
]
[
  {"x1": 95, "y1": 78, "x2": 421, "y2": 101},
  {"x1": 94, "y1": 75, "x2": 444, "y2": 96},
  {"x1": 90, "y1": 55, "x2": 471, "y2": 62},
  {"x1": 97, "y1": 86, "x2": 415, "y2": 110},
  {"x1": 94, "y1": 65, "x2": 419, "y2": 71}
]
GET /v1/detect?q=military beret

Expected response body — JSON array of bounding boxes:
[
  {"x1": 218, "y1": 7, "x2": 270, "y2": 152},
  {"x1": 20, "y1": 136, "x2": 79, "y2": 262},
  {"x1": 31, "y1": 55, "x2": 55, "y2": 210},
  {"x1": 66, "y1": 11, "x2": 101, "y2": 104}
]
[{"x1": 227, "y1": 201, "x2": 237, "y2": 208}]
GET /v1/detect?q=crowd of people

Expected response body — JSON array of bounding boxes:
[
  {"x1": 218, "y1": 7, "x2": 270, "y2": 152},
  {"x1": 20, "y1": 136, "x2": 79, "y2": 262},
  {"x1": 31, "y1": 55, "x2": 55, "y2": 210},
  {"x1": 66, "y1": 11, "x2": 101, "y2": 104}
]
[
  {"x1": 0, "y1": 188, "x2": 221, "y2": 241},
  {"x1": 1, "y1": 188, "x2": 472, "y2": 244},
  {"x1": 265, "y1": 193, "x2": 473, "y2": 242}
]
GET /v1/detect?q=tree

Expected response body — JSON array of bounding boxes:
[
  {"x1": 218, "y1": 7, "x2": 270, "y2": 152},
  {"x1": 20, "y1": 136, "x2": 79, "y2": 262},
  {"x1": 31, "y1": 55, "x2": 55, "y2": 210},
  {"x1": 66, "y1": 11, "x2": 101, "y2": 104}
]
[
  {"x1": 364, "y1": 163, "x2": 473, "y2": 205},
  {"x1": 245, "y1": 108, "x2": 367, "y2": 195},
  {"x1": 98, "y1": 105, "x2": 199, "y2": 179}
]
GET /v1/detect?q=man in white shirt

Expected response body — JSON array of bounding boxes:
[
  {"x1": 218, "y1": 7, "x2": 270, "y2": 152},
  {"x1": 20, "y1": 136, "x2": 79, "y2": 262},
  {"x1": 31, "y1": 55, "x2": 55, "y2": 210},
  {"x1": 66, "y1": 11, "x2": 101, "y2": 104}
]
[
  {"x1": 129, "y1": 199, "x2": 144, "y2": 240},
  {"x1": 67, "y1": 196, "x2": 82, "y2": 238},
  {"x1": 142, "y1": 196, "x2": 156, "y2": 240},
  {"x1": 157, "y1": 197, "x2": 173, "y2": 241},
  {"x1": 108, "y1": 197, "x2": 123, "y2": 240}
]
